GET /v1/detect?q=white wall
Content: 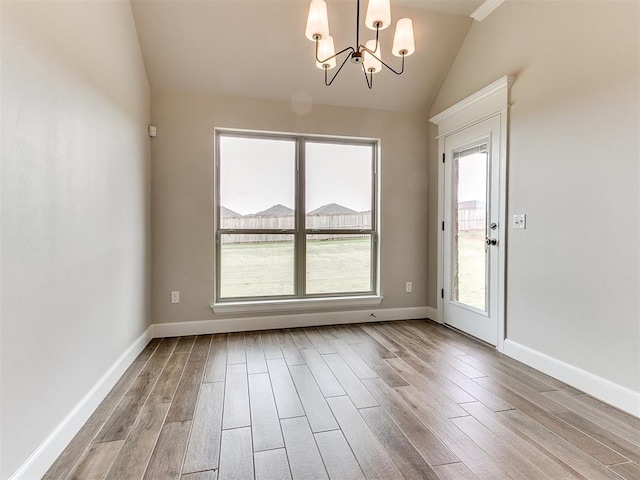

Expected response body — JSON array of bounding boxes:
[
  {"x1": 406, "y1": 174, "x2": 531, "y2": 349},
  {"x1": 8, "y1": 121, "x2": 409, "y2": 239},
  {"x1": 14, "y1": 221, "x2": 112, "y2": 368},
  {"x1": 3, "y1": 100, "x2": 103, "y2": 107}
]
[
  {"x1": 0, "y1": 1, "x2": 151, "y2": 478},
  {"x1": 150, "y1": 90, "x2": 429, "y2": 327},
  {"x1": 430, "y1": 1, "x2": 639, "y2": 395}
]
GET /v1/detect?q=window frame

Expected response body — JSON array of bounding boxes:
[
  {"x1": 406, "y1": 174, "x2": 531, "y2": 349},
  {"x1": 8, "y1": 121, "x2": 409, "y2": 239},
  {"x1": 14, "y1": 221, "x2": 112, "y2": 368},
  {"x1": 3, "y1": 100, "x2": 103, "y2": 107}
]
[{"x1": 213, "y1": 128, "x2": 380, "y2": 309}]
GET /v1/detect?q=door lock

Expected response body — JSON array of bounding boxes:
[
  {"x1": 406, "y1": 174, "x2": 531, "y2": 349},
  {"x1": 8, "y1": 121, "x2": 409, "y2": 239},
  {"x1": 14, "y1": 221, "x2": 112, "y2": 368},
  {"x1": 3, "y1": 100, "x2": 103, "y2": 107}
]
[{"x1": 485, "y1": 238, "x2": 498, "y2": 246}]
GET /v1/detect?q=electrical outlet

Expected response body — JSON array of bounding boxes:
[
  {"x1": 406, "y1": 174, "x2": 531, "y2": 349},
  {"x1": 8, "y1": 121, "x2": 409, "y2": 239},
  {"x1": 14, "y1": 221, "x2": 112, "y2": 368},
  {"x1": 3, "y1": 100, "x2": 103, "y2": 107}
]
[
  {"x1": 513, "y1": 214, "x2": 526, "y2": 230},
  {"x1": 405, "y1": 282, "x2": 413, "y2": 293},
  {"x1": 171, "y1": 291, "x2": 180, "y2": 304}
]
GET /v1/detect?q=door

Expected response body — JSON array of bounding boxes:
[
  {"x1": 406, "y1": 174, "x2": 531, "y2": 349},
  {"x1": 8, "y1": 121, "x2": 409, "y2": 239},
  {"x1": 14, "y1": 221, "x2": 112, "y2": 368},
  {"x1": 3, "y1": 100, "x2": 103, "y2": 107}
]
[{"x1": 443, "y1": 116, "x2": 501, "y2": 346}]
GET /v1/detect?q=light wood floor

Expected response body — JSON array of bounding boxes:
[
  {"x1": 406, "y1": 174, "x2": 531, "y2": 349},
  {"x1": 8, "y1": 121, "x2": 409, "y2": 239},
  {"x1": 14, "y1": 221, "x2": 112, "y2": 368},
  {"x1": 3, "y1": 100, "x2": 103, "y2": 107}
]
[{"x1": 45, "y1": 320, "x2": 640, "y2": 480}]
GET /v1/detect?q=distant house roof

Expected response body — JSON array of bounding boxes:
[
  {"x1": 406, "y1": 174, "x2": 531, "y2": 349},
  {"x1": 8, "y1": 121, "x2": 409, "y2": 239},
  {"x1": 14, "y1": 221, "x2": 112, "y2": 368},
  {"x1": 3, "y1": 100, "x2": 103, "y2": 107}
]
[
  {"x1": 458, "y1": 200, "x2": 485, "y2": 209},
  {"x1": 220, "y1": 206, "x2": 241, "y2": 217},
  {"x1": 255, "y1": 204, "x2": 294, "y2": 216},
  {"x1": 308, "y1": 203, "x2": 358, "y2": 215}
]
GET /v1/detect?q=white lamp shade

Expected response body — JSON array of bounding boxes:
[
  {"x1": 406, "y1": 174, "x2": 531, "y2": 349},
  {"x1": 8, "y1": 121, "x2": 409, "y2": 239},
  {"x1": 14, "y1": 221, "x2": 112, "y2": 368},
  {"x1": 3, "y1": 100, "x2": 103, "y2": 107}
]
[
  {"x1": 392, "y1": 18, "x2": 415, "y2": 57},
  {"x1": 316, "y1": 36, "x2": 337, "y2": 69},
  {"x1": 365, "y1": 0, "x2": 391, "y2": 30},
  {"x1": 305, "y1": 0, "x2": 330, "y2": 41},
  {"x1": 363, "y1": 40, "x2": 382, "y2": 74}
]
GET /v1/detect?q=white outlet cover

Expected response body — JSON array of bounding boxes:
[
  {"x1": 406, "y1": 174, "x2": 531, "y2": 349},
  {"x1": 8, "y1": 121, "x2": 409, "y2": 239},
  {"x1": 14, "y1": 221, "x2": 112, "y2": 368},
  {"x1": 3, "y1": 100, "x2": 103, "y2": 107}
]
[{"x1": 513, "y1": 214, "x2": 526, "y2": 230}]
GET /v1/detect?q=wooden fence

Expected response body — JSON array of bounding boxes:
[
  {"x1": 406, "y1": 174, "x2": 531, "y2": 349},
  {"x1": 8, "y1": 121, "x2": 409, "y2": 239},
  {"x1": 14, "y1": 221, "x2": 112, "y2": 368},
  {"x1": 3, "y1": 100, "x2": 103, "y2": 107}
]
[
  {"x1": 219, "y1": 208, "x2": 484, "y2": 244},
  {"x1": 457, "y1": 207, "x2": 485, "y2": 231},
  {"x1": 220, "y1": 213, "x2": 371, "y2": 244}
]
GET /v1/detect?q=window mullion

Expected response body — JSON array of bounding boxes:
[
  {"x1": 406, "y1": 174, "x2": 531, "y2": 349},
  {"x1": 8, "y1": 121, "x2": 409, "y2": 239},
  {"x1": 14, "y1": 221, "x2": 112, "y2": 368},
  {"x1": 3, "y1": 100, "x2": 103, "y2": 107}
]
[
  {"x1": 304, "y1": 229, "x2": 373, "y2": 235},
  {"x1": 217, "y1": 229, "x2": 296, "y2": 234},
  {"x1": 296, "y1": 138, "x2": 306, "y2": 298}
]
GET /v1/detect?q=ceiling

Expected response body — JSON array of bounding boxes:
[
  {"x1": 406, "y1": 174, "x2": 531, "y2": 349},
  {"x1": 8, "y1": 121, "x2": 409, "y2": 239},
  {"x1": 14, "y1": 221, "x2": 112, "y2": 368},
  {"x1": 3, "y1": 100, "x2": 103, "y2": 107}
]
[
  {"x1": 396, "y1": 0, "x2": 484, "y2": 16},
  {"x1": 131, "y1": 1, "x2": 480, "y2": 112}
]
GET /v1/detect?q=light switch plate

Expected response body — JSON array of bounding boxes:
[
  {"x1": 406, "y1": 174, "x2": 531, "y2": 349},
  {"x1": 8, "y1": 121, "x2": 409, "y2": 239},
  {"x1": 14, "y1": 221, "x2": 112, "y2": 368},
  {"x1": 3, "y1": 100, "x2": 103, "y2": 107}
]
[{"x1": 513, "y1": 214, "x2": 526, "y2": 230}]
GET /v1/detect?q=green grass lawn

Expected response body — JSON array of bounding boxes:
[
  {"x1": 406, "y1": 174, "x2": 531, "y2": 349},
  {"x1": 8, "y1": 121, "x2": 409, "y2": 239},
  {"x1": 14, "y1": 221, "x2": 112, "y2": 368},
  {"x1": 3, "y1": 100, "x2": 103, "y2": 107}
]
[
  {"x1": 220, "y1": 237, "x2": 371, "y2": 298},
  {"x1": 455, "y1": 231, "x2": 487, "y2": 311}
]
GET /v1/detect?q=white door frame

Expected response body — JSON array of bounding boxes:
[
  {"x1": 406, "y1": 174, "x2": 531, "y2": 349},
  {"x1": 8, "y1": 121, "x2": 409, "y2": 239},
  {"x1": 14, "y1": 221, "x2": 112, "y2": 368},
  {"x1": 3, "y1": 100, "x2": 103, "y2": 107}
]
[{"x1": 430, "y1": 75, "x2": 515, "y2": 353}]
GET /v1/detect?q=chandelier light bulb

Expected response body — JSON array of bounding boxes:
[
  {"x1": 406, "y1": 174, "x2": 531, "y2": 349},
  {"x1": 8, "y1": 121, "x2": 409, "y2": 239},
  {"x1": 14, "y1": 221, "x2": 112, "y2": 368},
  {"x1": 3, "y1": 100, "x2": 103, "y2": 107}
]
[
  {"x1": 305, "y1": 0, "x2": 330, "y2": 41},
  {"x1": 363, "y1": 40, "x2": 382, "y2": 74},
  {"x1": 365, "y1": 0, "x2": 392, "y2": 30},
  {"x1": 392, "y1": 18, "x2": 415, "y2": 57},
  {"x1": 316, "y1": 36, "x2": 337, "y2": 69}
]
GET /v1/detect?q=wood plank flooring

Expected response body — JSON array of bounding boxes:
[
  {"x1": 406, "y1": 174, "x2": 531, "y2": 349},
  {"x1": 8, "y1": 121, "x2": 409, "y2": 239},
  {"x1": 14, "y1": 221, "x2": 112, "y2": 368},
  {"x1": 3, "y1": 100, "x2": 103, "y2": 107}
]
[{"x1": 46, "y1": 320, "x2": 640, "y2": 480}]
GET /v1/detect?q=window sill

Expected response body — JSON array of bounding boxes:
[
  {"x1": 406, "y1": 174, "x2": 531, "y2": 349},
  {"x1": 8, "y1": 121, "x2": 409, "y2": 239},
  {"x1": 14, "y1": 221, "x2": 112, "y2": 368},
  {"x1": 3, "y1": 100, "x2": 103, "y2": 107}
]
[{"x1": 211, "y1": 295, "x2": 383, "y2": 315}]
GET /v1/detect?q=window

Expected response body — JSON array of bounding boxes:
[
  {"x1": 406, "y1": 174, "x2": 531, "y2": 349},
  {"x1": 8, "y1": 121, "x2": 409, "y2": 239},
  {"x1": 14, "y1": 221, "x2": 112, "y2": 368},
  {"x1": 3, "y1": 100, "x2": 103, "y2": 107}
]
[{"x1": 214, "y1": 130, "x2": 378, "y2": 306}]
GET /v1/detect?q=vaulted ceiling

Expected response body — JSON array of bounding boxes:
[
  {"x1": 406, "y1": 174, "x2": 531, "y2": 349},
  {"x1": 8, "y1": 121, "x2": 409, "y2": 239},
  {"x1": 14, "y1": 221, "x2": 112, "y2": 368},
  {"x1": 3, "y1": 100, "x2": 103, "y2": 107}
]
[{"x1": 131, "y1": 1, "x2": 481, "y2": 112}]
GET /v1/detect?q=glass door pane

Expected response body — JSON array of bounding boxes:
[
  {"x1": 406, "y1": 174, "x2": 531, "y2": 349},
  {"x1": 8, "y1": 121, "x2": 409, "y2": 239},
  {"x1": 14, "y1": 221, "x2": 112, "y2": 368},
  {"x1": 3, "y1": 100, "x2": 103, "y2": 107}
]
[{"x1": 452, "y1": 145, "x2": 488, "y2": 312}]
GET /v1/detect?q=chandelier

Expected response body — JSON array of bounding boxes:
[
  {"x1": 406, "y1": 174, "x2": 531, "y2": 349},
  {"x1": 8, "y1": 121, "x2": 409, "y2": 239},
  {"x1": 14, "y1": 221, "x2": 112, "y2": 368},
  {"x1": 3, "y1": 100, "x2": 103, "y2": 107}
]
[{"x1": 305, "y1": 0, "x2": 415, "y2": 89}]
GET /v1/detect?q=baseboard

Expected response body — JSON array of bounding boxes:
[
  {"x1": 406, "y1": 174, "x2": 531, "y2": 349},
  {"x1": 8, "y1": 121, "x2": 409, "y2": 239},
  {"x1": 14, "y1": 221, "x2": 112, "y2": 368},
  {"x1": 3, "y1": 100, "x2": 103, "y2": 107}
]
[
  {"x1": 9, "y1": 326, "x2": 153, "y2": 480},
  {"x1": 425, "y1": 306, "x2": 441, "y2": 324},
  {"x1": 152, "y1": 306, "x2": 430, "y2": 338},
  {"x1": 503, "y1": 339, "x2": 640, "y2": 418}
]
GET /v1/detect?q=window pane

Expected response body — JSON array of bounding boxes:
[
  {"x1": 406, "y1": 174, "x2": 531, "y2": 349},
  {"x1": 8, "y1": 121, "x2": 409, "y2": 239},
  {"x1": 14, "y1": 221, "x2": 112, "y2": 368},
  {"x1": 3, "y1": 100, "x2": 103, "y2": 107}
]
[
  {"x1": 306, "y1": 234, "x2": 372, "y2": 294},
  {"x1": 305, "y1": 142, "x2": 372, "y2": 230},
  {"x1": 452, "y1": 150, "x2": 488, "y2": 312},
  {"x1": 220, "y1": 234, "x2": 294, "y2": 298},
  {"x1": 219, "y1": 135, "x2": 295, "y2": 229}
]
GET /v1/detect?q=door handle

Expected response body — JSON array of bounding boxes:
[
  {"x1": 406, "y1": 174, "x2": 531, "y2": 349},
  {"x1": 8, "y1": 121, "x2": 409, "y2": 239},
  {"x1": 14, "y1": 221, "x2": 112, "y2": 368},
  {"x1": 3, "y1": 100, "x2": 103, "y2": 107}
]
[{"x1": 485, "y1": 238, "x2": 497, "y2": 246}]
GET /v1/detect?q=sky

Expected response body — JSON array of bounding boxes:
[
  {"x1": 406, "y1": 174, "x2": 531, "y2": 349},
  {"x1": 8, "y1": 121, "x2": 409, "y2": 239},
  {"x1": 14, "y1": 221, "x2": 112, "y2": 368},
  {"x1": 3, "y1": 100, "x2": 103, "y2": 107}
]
[
  {"x1": 456, "y1": 152, "x2": 488, "y2": 204},
  {"x1": 219, "y1": 136, "x2": 372, "y2": 215}
]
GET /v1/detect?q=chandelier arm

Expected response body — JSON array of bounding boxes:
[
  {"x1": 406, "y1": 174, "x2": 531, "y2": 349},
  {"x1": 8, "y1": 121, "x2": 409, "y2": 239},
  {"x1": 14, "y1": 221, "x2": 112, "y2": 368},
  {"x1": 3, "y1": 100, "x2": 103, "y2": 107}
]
[
  {"x1": 325, "y1": 51, "x2": 355, "y2": 86},
  {"x1": 315, "y1": 39, "x2": 355, "y2": 65},
  {"x1": 361, "y1": 64, "x2": 373, "y2": 89},
  {"x1": 359, "y1": 46, "x2": 406, "y2": 75}
]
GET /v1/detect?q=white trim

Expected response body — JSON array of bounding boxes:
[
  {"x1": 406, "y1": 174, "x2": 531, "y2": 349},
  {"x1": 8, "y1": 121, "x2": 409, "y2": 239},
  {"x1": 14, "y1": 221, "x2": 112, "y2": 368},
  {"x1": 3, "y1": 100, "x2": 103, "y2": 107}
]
[
  {"x1": 153, "y1": 306, "x2": 430, "y2": 338},
  {"x1": 470, "y1": 0, "x2": 507, "y2": 22},
  {"x1": 8, "y1": 327, "x2": 153, "y2": 480},
  {"x1": 496, "y1": 107, "x2": 509, "y2": 353},
  {"x1": 431, "y1": 76, "x2": 514, "y2": 353},
  {"x1": 425, "y1": 306, "x2": 441, "y2": 324},
  {"x1": 211, "y1": 295, "x2": 383, "y2": 315},
  {"x1": 436, "y1": 137, "x2": 445, "y2": 337},
  {"x1": 503, "y1": 340, "x2": 640, "y2": 419},
  {"x1": 430, "y1": 75, "x2": 515, "y2": 138}
]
